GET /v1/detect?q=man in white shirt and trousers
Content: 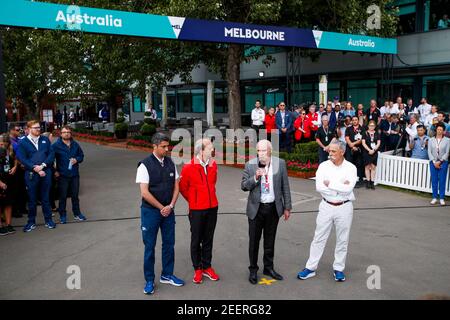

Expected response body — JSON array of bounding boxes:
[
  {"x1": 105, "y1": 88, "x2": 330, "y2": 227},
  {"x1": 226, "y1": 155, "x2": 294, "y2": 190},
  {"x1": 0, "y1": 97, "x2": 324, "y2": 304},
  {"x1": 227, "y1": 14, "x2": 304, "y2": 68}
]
[
  {"x1": 251, "y1": 100, "x2": 266, "y2": 137},
  {"x1": 297, "y1": 139, "x2": 357, "y2": 282}
]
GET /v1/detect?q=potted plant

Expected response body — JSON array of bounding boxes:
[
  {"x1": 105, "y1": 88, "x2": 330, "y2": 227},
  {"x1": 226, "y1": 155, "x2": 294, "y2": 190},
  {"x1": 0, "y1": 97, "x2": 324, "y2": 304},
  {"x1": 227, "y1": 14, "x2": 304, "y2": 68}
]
[{"x1": 114, "y1": 112, "x2": 128, "y2": 139}]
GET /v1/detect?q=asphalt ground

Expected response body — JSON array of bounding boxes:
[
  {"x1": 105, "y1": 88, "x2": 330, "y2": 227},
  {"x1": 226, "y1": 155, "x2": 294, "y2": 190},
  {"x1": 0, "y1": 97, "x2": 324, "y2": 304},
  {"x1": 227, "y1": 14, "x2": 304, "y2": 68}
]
[{"x1": 1, "y1": 141, "x2": 449, "y2": 300}]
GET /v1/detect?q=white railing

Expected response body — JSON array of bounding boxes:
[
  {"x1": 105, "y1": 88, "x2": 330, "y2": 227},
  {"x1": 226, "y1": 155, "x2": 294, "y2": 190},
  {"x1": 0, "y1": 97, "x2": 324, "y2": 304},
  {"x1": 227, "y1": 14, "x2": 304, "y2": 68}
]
[{"x1": 375, "y1": 150, "x2": 450, "y2": 195}]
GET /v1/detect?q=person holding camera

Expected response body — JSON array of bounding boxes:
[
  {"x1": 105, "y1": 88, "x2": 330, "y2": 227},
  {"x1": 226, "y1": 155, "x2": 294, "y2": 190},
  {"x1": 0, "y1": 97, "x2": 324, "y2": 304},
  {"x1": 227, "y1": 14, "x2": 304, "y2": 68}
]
[{"x1": 410, "y1": 125, "x2": 429, "y2": 160}]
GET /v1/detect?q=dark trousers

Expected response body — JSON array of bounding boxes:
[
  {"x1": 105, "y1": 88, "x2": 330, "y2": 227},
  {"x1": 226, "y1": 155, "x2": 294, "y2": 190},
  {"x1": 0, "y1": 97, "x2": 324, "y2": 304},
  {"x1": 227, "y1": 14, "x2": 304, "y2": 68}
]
[
  {"x1": 141, "y1": 206, "x2": 175, "y2": 283},
  {"x1": 345, "y1": 148, "x2": 364, "y2": 181},
  {"x1": 248, "y1": 203, "x2": 279, "y2": 273},
  {"x1": 318, "y1": 148, "x2": 329, "y2": 164},
  {"x1": 189, "y1": 207, "x2": 218, "y2": 270},
  {"x1": 25, "y1": 170, "x2": 52, "y2": 223},
  {"x1": 58, "y1": 175, "x2": 81, "y2": 216},
  {"x1": 13, "y1": 167, "x2": 27, "y2": 215},
  {"x1": 279, "y1": 132, "x2": 292, "y2": 153}
]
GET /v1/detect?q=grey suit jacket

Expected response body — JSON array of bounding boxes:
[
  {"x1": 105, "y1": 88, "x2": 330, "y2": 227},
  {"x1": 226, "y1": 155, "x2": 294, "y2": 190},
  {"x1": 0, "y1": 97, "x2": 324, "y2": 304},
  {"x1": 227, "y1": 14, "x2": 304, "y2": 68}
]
[
  {"x1": 241, "y1": 156, "x2": 292, "y2": 220},
  {"x1": 428, "y1": 136, "x2": 450, "y2": 162}
]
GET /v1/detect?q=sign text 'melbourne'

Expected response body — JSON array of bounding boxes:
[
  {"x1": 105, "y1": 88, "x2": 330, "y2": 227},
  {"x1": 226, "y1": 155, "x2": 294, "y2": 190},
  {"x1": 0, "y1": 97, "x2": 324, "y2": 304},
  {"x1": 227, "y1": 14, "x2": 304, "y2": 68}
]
[{"x1": 224, "y1": 27, "x2": 285, "y2": 41}]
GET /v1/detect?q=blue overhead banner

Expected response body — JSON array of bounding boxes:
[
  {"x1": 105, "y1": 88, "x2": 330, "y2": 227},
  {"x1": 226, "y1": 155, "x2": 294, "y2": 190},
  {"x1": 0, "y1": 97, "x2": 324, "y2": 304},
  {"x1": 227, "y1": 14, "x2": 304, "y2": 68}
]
[{"x1": 0, "y1": 0, "x2": 397, "y2": 54}]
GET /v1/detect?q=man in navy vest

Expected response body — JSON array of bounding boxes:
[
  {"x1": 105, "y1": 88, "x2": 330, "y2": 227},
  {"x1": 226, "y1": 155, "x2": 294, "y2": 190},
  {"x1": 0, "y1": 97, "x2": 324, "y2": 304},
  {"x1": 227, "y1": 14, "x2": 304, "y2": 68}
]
[
  {"x1": 16, "y1": 120, "x2": 56, "y2": 232},
  {"x1": 52, "y1": 125, "x2": 87, "y2": 224},
  {"x1": 275, "y1": 101, "x2": 294, "y2": 153},
  {"x1": 135, "y1": 132, "x2": 184, "y2": 295}
]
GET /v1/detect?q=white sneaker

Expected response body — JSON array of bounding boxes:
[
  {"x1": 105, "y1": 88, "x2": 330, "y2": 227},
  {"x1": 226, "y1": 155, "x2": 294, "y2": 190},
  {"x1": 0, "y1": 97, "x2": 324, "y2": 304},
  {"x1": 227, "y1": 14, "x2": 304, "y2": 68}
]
[
  {"x1": 440, "y1": 199, "x2": 446, "y2": 206},
  {"x1": 430, "y1": 198, "x2": 437, "y2": 205}
]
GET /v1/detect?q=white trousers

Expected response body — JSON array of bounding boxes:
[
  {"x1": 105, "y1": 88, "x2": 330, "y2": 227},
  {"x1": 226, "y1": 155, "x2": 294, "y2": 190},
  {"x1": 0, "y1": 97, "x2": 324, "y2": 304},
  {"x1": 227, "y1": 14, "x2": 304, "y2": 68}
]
[{"x1": 305, "y1": 200, "x2": 353, "y2": 272}]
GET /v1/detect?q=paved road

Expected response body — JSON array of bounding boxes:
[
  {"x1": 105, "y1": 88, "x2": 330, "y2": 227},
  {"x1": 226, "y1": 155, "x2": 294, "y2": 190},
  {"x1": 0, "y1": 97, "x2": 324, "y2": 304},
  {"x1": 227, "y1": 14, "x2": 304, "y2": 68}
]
[{"x1": 1, "y1": 142, "x2": 449, "y2": 300}]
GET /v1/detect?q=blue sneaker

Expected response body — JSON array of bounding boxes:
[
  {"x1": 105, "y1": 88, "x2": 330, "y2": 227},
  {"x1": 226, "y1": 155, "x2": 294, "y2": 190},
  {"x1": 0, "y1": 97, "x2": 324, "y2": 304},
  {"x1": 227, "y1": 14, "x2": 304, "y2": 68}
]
[
  {"x1": 23, "y1": 222, "x2": 36, "y2": 233},
  {"x1": 45, "y1": 220, "x2": 56, "y2": 229},
  {"x1": 297, "y1": 268, "x2": 316, "y2": 280},
  {"x1": 160, "y1": 274, "x2": 185, "y2": 287},
  {"x1": 74, "y1": 213, "x2": 87, "y2": 221},
  {"x1": 334, "y1": 270, "x2": 346, "y2": 282},
  {"x1": 60, "y1": 215, "x2": 67, "y2": 224},
  {"x1": 143, "y1": 282, "x2": 154, "y2": 295}
]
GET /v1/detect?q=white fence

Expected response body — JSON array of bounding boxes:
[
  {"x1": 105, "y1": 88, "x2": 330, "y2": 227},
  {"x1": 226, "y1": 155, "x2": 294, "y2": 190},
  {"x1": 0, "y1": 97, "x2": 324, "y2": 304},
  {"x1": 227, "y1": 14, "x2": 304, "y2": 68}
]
[{"x1": 375, "y1": 150, "x2": 450, "y2": 196}]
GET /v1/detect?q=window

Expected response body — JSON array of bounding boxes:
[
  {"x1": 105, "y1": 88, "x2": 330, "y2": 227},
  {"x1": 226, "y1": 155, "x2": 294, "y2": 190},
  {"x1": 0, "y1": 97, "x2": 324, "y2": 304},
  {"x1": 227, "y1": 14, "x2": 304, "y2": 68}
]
[
  {"x1": 191, "y1": 89, "x2": 205, "y2": 113},
  {"x1": 391, "y1": 0, "x2": 416, "y2": 34},
  {"x1": 427, "y1": 0, "x2": 449, "y2": 31},
  {"x1": 177, "y1": 89, "x2": 191, "y2": 113},
  {"x1": 422, "y1": 75, "x2": 450, "y2": 112},
  {"x1": 176, "y1": 88, "x2": 205, "y2": 113},
  {"x1": 244, "y1": 86, "x2": 263, "y2": 113},
  {"x1": 347, "y1": 80, "x2": 378, "y2": 107},
  {"x1": 214, "y1": 87, "x2": 228, "y2": 113},
  {"x1": 264, "y1": 87, "x2": 285, "y2": 108},
  {"x1": 133, "y1": 96, "x2": 144, "y2": 112},
  {"x1": 292, "y1": 83, "x2": 315, "y2": 105}
]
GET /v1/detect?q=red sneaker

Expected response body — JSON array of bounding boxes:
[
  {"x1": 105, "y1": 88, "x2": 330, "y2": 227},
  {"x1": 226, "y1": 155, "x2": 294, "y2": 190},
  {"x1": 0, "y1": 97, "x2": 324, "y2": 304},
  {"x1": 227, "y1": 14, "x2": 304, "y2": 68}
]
[
  {"x1": 203, "y1": 267, "x2": 220, "y2": 281},
  {"x1": 193, "y1": 270, "x2": 203, "y2": 284}
]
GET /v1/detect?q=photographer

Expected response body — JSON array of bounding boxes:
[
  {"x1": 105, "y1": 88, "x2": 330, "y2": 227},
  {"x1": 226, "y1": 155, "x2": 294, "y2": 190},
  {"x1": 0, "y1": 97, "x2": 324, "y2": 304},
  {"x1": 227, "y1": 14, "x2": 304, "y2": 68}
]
[{"x1": 405, "y1": 114, "x2": 420, "y2": 156}]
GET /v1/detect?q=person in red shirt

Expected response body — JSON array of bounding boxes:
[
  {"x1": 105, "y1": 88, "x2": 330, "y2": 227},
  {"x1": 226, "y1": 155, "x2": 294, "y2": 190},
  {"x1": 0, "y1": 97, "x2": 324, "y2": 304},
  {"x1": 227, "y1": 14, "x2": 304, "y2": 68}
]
[
  {"x1": 306, "y1": 104, "x2": 320, "y2": 141},
  {"x1": 293, "y1": 109, "x2": 311, "y2": 144},
  {"x1": 264, "y1": 107, "x2": 276, "y2": 141},
  {"x1": 179, "y1": 138, "x2": 220, "y2": 284}
]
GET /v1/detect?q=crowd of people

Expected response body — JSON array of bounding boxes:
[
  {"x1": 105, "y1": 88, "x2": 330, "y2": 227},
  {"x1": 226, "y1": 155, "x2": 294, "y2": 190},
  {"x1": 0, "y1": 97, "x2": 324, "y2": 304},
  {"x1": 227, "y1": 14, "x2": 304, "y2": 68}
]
[
  {"x1": 251, "y1": 96, "x2": 450, "y2": 199},
  {"x1": 0, "y1": 121, "x2": 87, "y2": 236}
]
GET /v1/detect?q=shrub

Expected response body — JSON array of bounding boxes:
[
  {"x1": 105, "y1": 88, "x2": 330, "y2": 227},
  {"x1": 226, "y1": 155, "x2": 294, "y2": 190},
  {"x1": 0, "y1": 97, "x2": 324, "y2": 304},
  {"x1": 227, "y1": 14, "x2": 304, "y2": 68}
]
[
  {"x1": 295, "y1": 141, "x2": 319, "y2": 154},
  {"x1": 140, "y1": 123, "x2": 156, "y2": 136},
  {"x1": 114, "y1": 122, "x2": 128, "y2": 132}
]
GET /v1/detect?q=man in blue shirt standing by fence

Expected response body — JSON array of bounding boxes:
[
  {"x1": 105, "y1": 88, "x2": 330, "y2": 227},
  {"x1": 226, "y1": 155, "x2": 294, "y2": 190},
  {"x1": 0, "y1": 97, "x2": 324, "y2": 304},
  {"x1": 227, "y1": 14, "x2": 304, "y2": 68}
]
[
  {"x1": 52, "y1": 125, "x2": 87, "y2": 224},
  {"x1": 17, "y1": 120, "x2": 56, "y2": 232}
]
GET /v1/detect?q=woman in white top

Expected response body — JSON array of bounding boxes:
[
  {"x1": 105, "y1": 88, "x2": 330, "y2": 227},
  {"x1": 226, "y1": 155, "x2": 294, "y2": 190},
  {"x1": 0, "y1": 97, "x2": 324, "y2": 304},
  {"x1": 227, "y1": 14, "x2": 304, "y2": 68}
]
[{"x1": 428, "y1": 123, "x2": 450, "y2": 205}]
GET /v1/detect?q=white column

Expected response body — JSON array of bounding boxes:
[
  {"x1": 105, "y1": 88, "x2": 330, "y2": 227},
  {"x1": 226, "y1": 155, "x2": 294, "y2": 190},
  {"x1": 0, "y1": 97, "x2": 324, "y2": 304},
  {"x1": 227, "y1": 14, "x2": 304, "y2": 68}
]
[
  {"x1": 161, "y1": 86, "x2": 168, "y2": 128},
  {"x1": 319, "y1": 74, "x2": 328, "y2": 105},
  {"x1": 145, "y1": 83, "x2": 152, "y2": 111},
  {"x1": 207, "y1": 80, "x2": 215, "y2": 128}
]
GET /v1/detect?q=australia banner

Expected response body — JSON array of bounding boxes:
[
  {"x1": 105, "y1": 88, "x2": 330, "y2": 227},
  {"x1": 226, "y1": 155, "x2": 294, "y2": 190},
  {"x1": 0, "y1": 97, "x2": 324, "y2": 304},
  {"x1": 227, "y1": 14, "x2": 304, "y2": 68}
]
[{"x1": 0, "y1": 0, "x2": 397, "y2": 54}]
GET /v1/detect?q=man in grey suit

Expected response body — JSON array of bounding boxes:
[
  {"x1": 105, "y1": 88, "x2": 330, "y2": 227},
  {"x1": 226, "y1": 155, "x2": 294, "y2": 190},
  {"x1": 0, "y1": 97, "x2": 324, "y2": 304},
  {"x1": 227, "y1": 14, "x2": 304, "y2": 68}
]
[{"x1": 241, "y1": 139, "x2": 292, "y2": 284}]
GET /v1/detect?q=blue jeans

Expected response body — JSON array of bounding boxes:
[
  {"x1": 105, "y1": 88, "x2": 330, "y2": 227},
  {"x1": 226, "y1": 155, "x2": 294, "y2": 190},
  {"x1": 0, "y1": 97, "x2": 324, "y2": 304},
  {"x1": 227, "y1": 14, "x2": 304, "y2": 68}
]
[
  {"x1": 58, "y1": 175, "x2": 81, "y2": 216},
  {"x1": 430, "y1": 160, "x2": 449, "y2": 199},
  {"x1": 141, "y1": 206, "x2": 175, "y2": 283},
  {"x1": 25, "y1": 170, "x2": 52, "y2": 223}
]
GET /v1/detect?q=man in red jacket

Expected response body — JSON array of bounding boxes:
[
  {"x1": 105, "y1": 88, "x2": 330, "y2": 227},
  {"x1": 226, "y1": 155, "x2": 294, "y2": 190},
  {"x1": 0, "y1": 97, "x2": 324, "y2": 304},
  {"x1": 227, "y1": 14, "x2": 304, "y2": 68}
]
[{"x1": 180, "y1": 138, "x2": 220, "y2": 284}]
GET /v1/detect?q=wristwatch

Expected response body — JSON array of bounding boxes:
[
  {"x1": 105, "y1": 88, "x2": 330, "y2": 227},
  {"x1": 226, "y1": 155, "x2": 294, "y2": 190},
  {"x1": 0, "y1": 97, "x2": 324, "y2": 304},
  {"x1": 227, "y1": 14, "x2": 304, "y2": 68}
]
[
  {"x1": 169, "y1": 204, "x2": 174, "y2": 209},
  {"x1": 41, "y1": 163, "x2": 47, "y2": 168}
]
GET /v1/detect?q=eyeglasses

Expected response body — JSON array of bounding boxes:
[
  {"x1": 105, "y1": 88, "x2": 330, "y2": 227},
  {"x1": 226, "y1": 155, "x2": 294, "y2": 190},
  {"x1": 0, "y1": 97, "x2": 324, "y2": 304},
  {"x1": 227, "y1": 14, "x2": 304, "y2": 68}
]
[
  {"x1": 31, "y1": 126, "x2": 41, "y2": 130},
  {"x1": 61, "y1": 131, "x2": 71, "y2": 134}
]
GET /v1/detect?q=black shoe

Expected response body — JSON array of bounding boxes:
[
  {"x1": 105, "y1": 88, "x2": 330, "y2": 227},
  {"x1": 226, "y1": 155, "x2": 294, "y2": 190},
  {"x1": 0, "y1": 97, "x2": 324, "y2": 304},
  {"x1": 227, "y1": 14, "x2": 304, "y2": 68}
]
[
  {"x1": 365, "y1": 181, "x2": 371, "y2": 189},
  {"x1": 263, "y1": 269, "x2": 283, "y2": 281},
  {"x1": 354, "y1": 181, "x2": 362, "y2": 189},
  {"x1": 249, "y1": 272, "x2": 258, "y2": 285},
  {"x1": 0, "y1": 227, "x2": 8, "y2": 236},
  {"x1": 6, "y1": 225, "x2": 16, "y2": 234},
  {"x1": 370, "y1": 181, "x2": 375, "y2": 190}
]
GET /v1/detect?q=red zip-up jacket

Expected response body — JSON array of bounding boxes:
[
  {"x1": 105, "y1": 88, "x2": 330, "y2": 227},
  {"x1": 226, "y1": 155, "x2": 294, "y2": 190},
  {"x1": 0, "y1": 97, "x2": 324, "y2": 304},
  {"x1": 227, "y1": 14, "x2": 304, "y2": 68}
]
[{"x1": 179, "y1": 157, "x2": 219, "y2": 211}]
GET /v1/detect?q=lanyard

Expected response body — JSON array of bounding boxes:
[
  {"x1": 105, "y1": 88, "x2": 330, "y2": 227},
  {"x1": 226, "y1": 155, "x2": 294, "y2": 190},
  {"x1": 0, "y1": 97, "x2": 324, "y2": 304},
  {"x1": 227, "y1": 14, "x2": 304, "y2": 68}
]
[
  {"x1": 436, "y1": 138, "x2": 442, "y2": 158},
  {"x1": 29, "y1": 136, "x2": 39, "y2": 150}
]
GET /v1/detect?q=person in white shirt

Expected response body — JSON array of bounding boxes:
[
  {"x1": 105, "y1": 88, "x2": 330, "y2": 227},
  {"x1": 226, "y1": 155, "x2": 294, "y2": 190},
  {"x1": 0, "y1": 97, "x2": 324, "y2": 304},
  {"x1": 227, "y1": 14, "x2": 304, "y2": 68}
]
[
  {"x1": 392, "y1": 96, "x2": 404, "y2": 114},
  {"x1": 251, "y1": 100, "x2": 266, "y2": 134},
  {"x1": 297, "y1": 139, "x2": 357, "y2": 282},
  {"x1": 379, "y1": 100, "x2": 389, "y2": 117},
  {"x1": 424, "y1": 105, "x2": 439, "y2": 129},
  {"x1": 415, "y1": 97, "x2": 432, "y2": 124},
  {"x1": 405, "y1": 114, "x2": 419, "y2": 153}
]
